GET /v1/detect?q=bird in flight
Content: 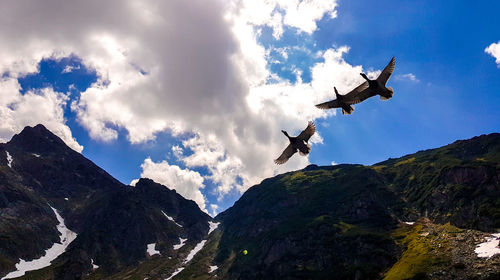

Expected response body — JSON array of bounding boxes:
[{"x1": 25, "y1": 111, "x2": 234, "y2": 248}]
[
  {"x1": 359, "y1": 56, "x2": 396, "y2": 100},
  {"x1": 315, "y1": 85, "x2": 365, "y2": 114},
  {"x1": 274, "y1": 121, "x2": 316, "y2": 165},
  {"x1": 315, "y1": 57, "x2": 396, "y2": 114}
]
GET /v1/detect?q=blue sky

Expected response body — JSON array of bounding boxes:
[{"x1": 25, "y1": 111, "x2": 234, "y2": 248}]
[{"x1": 1, "y1": 0, "x2": 499, "y2": 215}]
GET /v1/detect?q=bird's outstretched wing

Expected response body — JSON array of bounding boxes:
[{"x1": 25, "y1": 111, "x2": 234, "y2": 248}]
[
  {"x1": 342, "y1": 81, "x2": 371, "y2": 105},
  {"x1": 274, "y1": 144, "x2": 297, "y2": 165},
  {"x1": 316, "y1": 82, "x2": 369, "y2": 108},
  {"x1": 315, "y1": 99, "x2": 340, "y2": 110},
  {"x1": 297, "y1": 121, "x2": 316, "y2": 142},
  {"x1": 376, "y1": 57, "x2": 395, "y2": 85},
  {"x1": 347, "y1": 87, "x2": 377, "y2": 105}
]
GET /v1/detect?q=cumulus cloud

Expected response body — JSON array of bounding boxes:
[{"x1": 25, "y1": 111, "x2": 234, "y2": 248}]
[
  {"x1": 210, "y1": 204, "x2": 219, "y2": 217},
  {"x1": 135, "y1": 158, "x2": 207, "y2": 212},
  {"x1": 485, "y1": 41, "x2": 500, "y2": 66},
  {"x1": 0, "y1": 77, "x2": 82, "y2": 152},
  {"x1": 62, "y1": 65, "x2": 80, "y2": 73},
  {"x1": 171, "y1": 145, "x2": 184, "y2": 159},
  {"x1": 234, "y1": 0, "x2": 338, "y2": 39},
  {"x1": 395, "y1": 73, "x2": 419, "y2": 82},
  {"x1": 0, "y1": 0, "x2": 380, "y2": 203}
]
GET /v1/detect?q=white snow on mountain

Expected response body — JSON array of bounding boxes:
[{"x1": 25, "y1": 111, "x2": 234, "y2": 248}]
[
  {"x1": 209, "y1": 265, "x2": 218, "y2": 273},
  {"x1": 1, "y1": 206, "x2": 77, "y2": 280},
  {"x1": 166, "y1": 267, "x2": 184, "y2": 280},
  {"x1": 161, "y1": 210, "x2": 183, "y2": 227},
  {"x1": 5, "y1": 151, "x2": 12, "y2": 168},
  {"x1": 146, "y1": 243, "x2": 160, "y2": 256},
  {"x1": 173, "y1": 238, "x2": 187, "y2": 250},
  {"x1": 165, "y1": 238, "x2": 210, "y2": 280},
  {"x1": 184, "y1": 240, "x2": 207, "y2": 263},
  {"x1": 475, "y1": 233, "x2": 500, "y2": 258},
  {"x1": 90, "y1": 258, "x2": 99, "y2": 270},
  {"x1": 207, "y1": 221, "x2": 220, "y2": 235}
]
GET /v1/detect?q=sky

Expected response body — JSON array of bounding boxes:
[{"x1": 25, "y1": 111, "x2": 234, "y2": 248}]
[{"x1": 0, "y1": 0, "x2": 499, "y2": 216}]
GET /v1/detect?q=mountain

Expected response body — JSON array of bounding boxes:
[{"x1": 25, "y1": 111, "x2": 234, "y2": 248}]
[
  {"x1": 0, "y1": 125, "x2": 499, "y2": 280},
  {"x1": 0, "y1": 125, "x2": 212, "y2": 279},
  {"x1": 212, "y1": 133, "x2": 500, "y2": 279}
]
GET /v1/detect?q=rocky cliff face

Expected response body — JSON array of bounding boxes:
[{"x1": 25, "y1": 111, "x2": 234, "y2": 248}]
[
  {"x1": 216, "y1": 165, "x2": 401, "y2": 279},
  {"x1": 0, "y1": 126, "x2": 499, "y2": 280},
  {"x1": 0, "y1": 125, "x2": 211, "y2": 279},
  {"x1": 212, "y1": 133, "x2": 500, "y2": 280}
]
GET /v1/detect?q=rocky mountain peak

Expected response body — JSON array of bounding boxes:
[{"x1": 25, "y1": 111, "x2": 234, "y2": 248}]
[{"x1": 7, "y1": 124, "x2": 69, "y2": 154}]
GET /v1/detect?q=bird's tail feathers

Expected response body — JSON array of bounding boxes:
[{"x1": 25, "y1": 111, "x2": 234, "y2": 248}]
[
  {"x1": 299, "y1": 143, "x2": 311, "y2": 156},
  {"x1": 380, "y1": 89, "x2": 393, "y2": 100},
  {"x1": 341, "y1": 104, "x2": 354, "y2": 115}
]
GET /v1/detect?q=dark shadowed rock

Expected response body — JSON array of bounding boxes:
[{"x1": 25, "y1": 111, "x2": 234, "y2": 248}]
[{"x1": 0, "y1": 125, "x2": 211, "y2": 279}]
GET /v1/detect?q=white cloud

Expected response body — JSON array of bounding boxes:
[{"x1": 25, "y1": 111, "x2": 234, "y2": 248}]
[
  {"x1": 62, "y1": 65, "x2": 80, "y2": 73},
  {"x1": 395, "y1": 73, "x2": 419, "y2": 82},
  {"x1": 210, "y1": 204, "x2": 219, "y2": 217},
  {"x1": 233, "y1": 0, "x2": 338, "y2": 39},
  {"x1": 0, "y1": 77, "x2": 83, "y2": 152},
  {"x1": 0, "y1": 0, "x2": 382, "y2": 204},
  {"x1": 171, "y1": 145, "x2": 184, "y2": 159},
  {"x1": 136, "y1": 158, "x2": 206, "y2": 212},
  {"x1": 485, "y1": 41, "x2": 500, "y2": 66}
]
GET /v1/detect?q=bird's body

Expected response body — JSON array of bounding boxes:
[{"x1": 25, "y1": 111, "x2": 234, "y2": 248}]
[
  {"x1": 274, "y1": 122, "x2": 316, "y2": 164},
  {"x1": 315, "y1": 57, "x2": 396, "y2": 113},
  {"x1": 359, "y1": 56, "x2": 395, "y2": 100}
]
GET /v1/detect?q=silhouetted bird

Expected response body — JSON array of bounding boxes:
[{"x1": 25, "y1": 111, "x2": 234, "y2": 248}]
[
  {"x1": 315, "y1": 57, "x2": 396, "y2": 114},
  {"x1": 315, "y1": 85, "x2": 366, "y2": 114},
  {"x1": 274, "y1": 121, "x2": 316, "y2": 165},
  {"x1": 359, "y1": 56, "x2": 395, "y2": 100}
]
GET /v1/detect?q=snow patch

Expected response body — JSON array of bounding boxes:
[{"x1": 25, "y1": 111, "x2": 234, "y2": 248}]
[
  {"x1": 166, "y1": 267, "x2": 184, "y2": 280},
  {"x1": 147, "y1": 243, "x2": 160, "y2": 256},
  {"x1": 184, "y1": 240, "x2": 207, "y2": 263},
  {"x1": 5, "y1": 151, "x2": 12, "y2": 168},
  {"x1": 1, "y1": 206, "x2": 77, "y2": 280},
  {"x1": 64, "y1": 198, "x2": 69, "y2": 201},
  {"x1": 130, "y1": 179, "x2": 139, "y2": 186},
  {"x1": 90, "y1": 258, "x2": 99, "y2": 270},
  {"x1": 209, "y1": 265, "x2": 218, "y2": 273},
  {"x1": 173, "y1": 238, "x2": 187, "y2": 250},
  {"x1": 161, "y1": 211, "x2": 183, "y2": 227},
  {"x1": 165, "y1": 239, "x2": 208, "y2": 280},
  {"x1": 32, "y1": 153, "x2": 41, "y2": 157},
  {"x1": 475, "y1": 233, "x2": 500, "y2": 258},
  {"x1": 404, "y1": 222, "x2": 415, "y2": 225},
  {"x1": 208, "y1": 221, "x2": 220, "y2": 235},
  {"x1": 166, "y1": 239, "x2": 209, "y2": 279}
]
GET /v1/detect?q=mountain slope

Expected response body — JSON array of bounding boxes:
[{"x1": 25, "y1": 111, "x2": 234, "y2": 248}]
[
  {"x1": 0, "y1": 125, "x2": 212, "y2": 279},
  {"x1": 216, "y1": 165, "x2": 401, "y2": 279},
  {"x1": 212, "y1": 133, "x2": 500, "y2": 280},
  {"x1": 1, "y1": 126, "x2": 499, "y2": 280},
  {"x1": 376, "y1": 133, "x2": 500, "y2": 231}
]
